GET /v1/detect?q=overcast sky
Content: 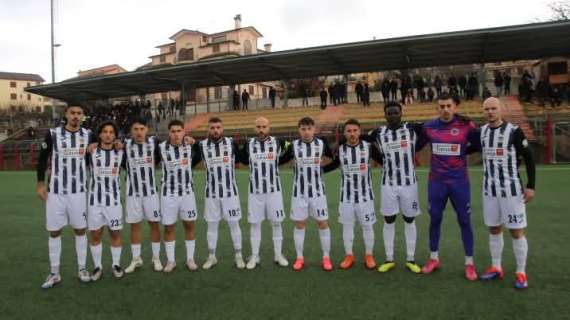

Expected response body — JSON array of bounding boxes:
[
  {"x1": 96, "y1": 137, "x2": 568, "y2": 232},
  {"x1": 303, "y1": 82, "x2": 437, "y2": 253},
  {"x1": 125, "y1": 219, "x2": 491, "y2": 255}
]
[{"x1": 0, "y1": 0, "x2": 555, "y2": 82}]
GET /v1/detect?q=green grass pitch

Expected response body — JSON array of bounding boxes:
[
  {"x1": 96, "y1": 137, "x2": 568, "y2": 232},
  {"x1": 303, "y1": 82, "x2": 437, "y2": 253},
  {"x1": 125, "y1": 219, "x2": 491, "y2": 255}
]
[{"x1": 0, "y1": 166, "x2": 569, "y2": 320}]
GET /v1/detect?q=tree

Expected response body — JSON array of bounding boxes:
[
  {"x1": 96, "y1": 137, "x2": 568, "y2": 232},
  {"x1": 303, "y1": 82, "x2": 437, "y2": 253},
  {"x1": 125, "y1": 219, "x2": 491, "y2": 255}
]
[{"x1": 548, "y1": 1, "x2": 570, "y2": 20}]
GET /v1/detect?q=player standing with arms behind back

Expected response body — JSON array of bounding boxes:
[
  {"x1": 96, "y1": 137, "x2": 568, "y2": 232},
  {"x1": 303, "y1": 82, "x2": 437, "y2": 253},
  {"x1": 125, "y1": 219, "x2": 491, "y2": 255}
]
[{"x1": 478, "y1": 97, "x2": 535, "y2": 289}]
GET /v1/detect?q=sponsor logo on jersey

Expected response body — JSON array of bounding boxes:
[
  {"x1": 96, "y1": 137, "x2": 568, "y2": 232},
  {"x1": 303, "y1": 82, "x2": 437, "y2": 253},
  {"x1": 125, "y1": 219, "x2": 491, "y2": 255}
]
[
  {"x1": 299, "y1": 157, "x2": 321, "y2": 166},
  {"x1": 483, "y1": 147, "x2": 507, "y2": 160},
  {"x1": 432, "y1": 143, "x2": 461, "y2": 156}
]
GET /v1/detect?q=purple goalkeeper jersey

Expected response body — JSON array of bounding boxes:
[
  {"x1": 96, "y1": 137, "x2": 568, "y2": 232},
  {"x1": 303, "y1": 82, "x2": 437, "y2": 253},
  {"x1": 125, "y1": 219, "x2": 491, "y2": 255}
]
[{"x1": 423, "y1": 115, "x2": 480, "y2": 182}]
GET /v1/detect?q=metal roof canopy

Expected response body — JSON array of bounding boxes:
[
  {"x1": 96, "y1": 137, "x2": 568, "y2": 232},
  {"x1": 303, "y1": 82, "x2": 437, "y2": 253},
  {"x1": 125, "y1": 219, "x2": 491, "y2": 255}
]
[{"x1": 26, "y1": 20, "x2": 570, "y2": 103}]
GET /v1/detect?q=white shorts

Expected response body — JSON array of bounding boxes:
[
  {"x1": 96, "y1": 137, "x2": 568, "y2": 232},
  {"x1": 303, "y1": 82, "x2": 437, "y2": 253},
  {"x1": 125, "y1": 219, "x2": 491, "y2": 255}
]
[
  {"x1": 88, "y1": 205, "x2": 123, "y2": 231},
  {"x1": 161, "y1": 193, "x2": 198, "y2": 225},
  {"x1": 46, "y1": 192, "x2": 87, "y2": 231},
  {"x1": 483, "y1": 194, "x2": 527, "y2": 229},
  {"x1": 248, "y1": 192, "x2": 286, "y2": 223},
  {"x1": 126, "y1": 194, "x2": 161, "y2": 224},
  {"x1": 381, "y1": 183, "x2": 421, "y2": 217},
  {"x1": 338, "y1": 200, "x2": 377, "y2": 226},
  {"x1": 205, "y1": 196, "x2": 242, "y2": 222},
  {"x1": 290, "y1": 195, "x2": 329, "y2": 222}
]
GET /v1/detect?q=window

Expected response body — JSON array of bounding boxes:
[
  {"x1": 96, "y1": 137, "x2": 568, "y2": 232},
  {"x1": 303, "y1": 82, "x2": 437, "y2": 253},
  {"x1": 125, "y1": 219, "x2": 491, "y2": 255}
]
[
  {"x1": 262, "y1": 87, "x2": 268, "y2": 99},
  {"x1": 178, "y1": 48, "x2": 194, "y2": 61},
  {"x1": 202, "y1": 36, "x2": 208, "y2": 43},
  {"x1": 27, "y1": 94, "x2": 31, "y2": 101},
  {"x1": 214, "y1": 87, "x2": 222, "y2": 100},
  {"x1": 27, "y1": 82, "x2": 30, "y2": 87},
  {"x1": 161, "y1": 93, "x2": 168, "y2": 101},
  {"x1": 249, "y1": 85, "x2": 255, "y2": 95},
  {"x1": 10, "y1": 93, "x2": 17, "y2": 100},
  {"x1": 212, "y1": 35, "x2": 226, "y2": 43},
  {"x1": 243, "y1": 40, "x2": 252, "y2": 55},
  {"x1": 213, "y1": 44, "x2": 220, "y2": 53},
  {"x1": 10, "y1": 81, "x2": 16, "y2": 88},
  {"x1": 159, "y1": 55, "x2": 166, "y2": 63},
  {"x1": 36, "y1": 106, "x2": 42, "y2": 113},
  {"x1": 169, "y1": 46, "x2": 176, "y2": 53}
]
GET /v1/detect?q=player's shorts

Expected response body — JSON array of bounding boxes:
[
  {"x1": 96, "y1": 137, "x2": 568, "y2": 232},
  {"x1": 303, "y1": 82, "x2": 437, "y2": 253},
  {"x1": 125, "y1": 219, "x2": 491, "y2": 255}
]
[
  {"x1": 248, "y1": 192, "x2": 286, "y2": 223},
  {"x1": 161, "y1": 193, "x2": 198, "y2": 225},
  {"x1": 483, "y1": 194, "x2": 527, "y2": 229},
  {"x1": 338, "y1": 200, "x2": 376, "y2": 226},
  {"x1": 205, "y1": 196, "x2": 242, "y2": 222},
  {"x1": 126, "y1": 194, "x2": 161, "y2": 224},
  {"x1": 290, "y1": 195, "x2": 329, "y2": 222},
  {"x1": 46, "y1": 192, "x2": 87, "y2": 231},
  {"x1": 381, "y1": 183, "x2": 421, "y2": 217},
  {"x1": 88, "y1": 205, "x2": 123, "y2": 231}
]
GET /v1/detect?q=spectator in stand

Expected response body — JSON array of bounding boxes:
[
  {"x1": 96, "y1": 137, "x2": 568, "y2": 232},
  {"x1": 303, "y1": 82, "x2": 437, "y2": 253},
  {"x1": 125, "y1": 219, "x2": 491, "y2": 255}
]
[
  {"x1": 503, "y1": 72, "x2": 512, "y2": 96},
  {"x1": 427, "y1": 87, "x2": 435, "y2": 103},
  {"x1": 355, "y1": 81, "x2": 363, "y2": 104},
  {"x1": 381, "y1": 79, "x2": 390, "y2": 103},
  {"x1": 269, "y1": 86, "x2": 276, "y2": 108},
  {"x1": 434, "y1": 75, "x2": 443, "y2": 97},
  {"x1": 362, "y1": 83, "x2": 371, "y2": 107},
  {"x1": 320, "y1": 88, "x2": 328, "y2": 109},
  {"x1": 233, "y1": 90, "x2": 240, "y2": 110},
  {"x1": 302, "y1": 88, "x2": 310, "y2": 107},
  {"x1": 241, "y1": 89, "x2": 250, "y2": 111},
  {"x1": 458, "y1": 74, "x2": 467, "y2": 98},
  {"x1": 390, "y1": 78, "x2": 398, "y2": 101},
  {"x1": 494, "y1": 72, "x2": 504, "y2": 96}
]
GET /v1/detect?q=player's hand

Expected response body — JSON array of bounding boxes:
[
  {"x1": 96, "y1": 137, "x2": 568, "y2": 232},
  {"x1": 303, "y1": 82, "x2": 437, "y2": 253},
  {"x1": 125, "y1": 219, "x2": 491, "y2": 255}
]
[
  {"x1": 37, "y1": 182, "x2": 48, "y2": 202},
  {"x1": 524, "y1": 188, "x2": 535, "y2": 204},
  {"x1": 184, "y1": 136, "x2": 195, "y2": 145},
  {"x1": 87, "y1": 142, "x2": 97, "y2": 154},
  {"x1": 114, "y1": 139, "x2": 124, "y2": 150}
]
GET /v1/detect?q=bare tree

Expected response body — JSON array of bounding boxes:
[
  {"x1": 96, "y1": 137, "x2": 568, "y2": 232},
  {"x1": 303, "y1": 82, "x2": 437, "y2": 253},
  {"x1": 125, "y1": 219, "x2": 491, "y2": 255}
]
[{"x1": 548, "y1": 0, "x2": 570, "y2": 20}]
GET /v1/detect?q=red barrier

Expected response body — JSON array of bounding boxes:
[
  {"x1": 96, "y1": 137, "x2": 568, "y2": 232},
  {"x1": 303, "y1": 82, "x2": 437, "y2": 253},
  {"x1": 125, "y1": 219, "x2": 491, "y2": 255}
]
[
  {"x1": 0, "y1": 144, "x2": 4, "y2": 170},
  {"x1": 544, "y1": 114, "x2": 553, "y2": 164},
  {"x1": 14, "y1": 145, "x2": 21, "y2": 170}
]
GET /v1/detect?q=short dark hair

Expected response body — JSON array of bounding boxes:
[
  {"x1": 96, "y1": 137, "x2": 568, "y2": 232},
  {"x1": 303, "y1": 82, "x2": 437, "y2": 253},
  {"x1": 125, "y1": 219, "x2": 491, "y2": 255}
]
[
  {"x1": 168, "y1": 119, "x2": 184, "y2": 130},
  {"x1": 208, "y1": 116, "x2": 223, "y2": 124},
  {"x1": 438, "y1": 92, "x2": 461, "y2": 105},
  {"x1": 344, "y1": 118, "x2": 361, "y2": 127},
  {"x1": 298, "y1": 117, "x2": 315, "y2": 127},
  {"x1": 384, "y1": 101, "x2": 402, "y2": 111},
  {"x1": 97, "y1": 121, "x2": 118, "y2": 139},
  {"x1": 65, "y1": 105, "x2": 84, "y2": 111},
  {"x1": 130, "y1": 117, "x2": 147, "y2": 128}
]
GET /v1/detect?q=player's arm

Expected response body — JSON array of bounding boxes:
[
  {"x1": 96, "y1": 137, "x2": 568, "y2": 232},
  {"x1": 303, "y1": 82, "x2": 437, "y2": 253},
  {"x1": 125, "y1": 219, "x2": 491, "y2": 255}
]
[
  {"x1": 277, "y1": 138, "x2": 293, "y2": 165},
  {"x1": 191, "y1": 142, "x2": 202, "y2": 168},
  {"x1": 370, "y1": 142, "x2": 384, "y2": 165},
  {"x1": 36, "y1": 132, "x2": 53, "y2": 201},
  {"x1": 238, "y1": 140, "x2": 250, "y2": 166},
  {"x1": 466, "y1": 123, "x2": 482, "y2": 154},
  {"x1": 410, "y1": 122, "x2": 429, "y2": 152},
  {"x1": 513, "y1": 128, "x2": 536, "y2": 203},
  {"x1": 322, "y1": 147, "x2": 340, "y2": 173}
]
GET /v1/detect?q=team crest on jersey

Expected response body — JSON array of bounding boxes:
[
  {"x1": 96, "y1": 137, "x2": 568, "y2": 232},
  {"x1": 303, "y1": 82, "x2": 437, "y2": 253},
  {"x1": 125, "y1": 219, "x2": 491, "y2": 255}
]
[
  {"x1": 359, "y1": 163, "x2": 367, "y2": 171},
  {"x1": 223, "y1": 156, "x2": 229, "y2": 163},
  {"x1": 450, "y1": 128, "x2": 460, "y2": 136},
  {"x1": 145, "y1": 157, "x2": 153, "y2": 164},
  {"x1": 313, "y1": 158, "x2": 320, "y2": 164},
  {"x1": 182, "y1": 158, "x2": 189, "y2": 165},
  {"x1": 267, "y1": 152, "x2": 274, "y2": 160},
  {"x1": 496, "y1": 148, "x2": 504, "y2": 156},
  {"x1": 401, "y1": 140, "x2": 408, "y2": 148}
]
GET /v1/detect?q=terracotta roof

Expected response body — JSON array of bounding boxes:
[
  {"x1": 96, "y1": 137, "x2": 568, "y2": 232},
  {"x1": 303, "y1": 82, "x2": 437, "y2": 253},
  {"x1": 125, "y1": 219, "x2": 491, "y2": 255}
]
[{"x1": 0, "y1": 71, "x2": 44, "y2": 82}]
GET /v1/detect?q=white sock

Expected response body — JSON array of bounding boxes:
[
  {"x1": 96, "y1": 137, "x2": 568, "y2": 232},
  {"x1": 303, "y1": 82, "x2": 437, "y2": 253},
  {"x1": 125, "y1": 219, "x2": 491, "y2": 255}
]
[
  {"x1": 513, "y1": 237, "x2": 528, "y2": 274},
  {"x1": 250, "y1": 223, "x2": 262, "y2": 257},
  {"x1": 131, "y1": 243, "x2": 141, "y2": 260},
  {"x1": 318, "y1": 227, "x2": 331, "y2": 258},
  {"x1": 430, "y1": 251, "x2": 439, "y2": 260},
  {"x1": 207, "y1": 221, "x2": 219, "y2": 256},
  {"x1": 75, "y1": 234, "x2": 87, "y2": 271},
  {"x1": 489, "y1": 233, "x2": 504, "y2": 269},
  {"x1": 404, "y1": 221, "x2": 417, "y2": 261},
  {"x1": 362, "y1": 224, "x2": 374, "y2": 255},
  {"x1": 383, "y1": 222, "x2": 395, "y2": 261},
  {"x1": 294, "y1": 227, "x2": 305, "y2": 258},
  {"x1": 151, "y1": 242, "x2": 161, "y2": 259},
  {"x1": 48, "y1": 236, "x2": 62, "y2": 274},
  {"x1": 185, "y1": 240, "x2": 195, "y2": 261},
  {"x1": 228, "y1": 220, "x2": 242, "y2": 253},
  {"x1": 111, "y1": 246, "x2": 122, "y2": 267},
  {"x1": 342, "y1": 224, "x2": 354, "y2": 255},
  {"x1": 90, "y1": 243, "x2": 102, "y2": 269},
  {"x1": 465, "y1": 256, "x2": 474, "y2": 266},
  {"x1": 165, "y1": 241, "x2": 175, "y2": 263},
  {"x1": 271, "y1": 222, "x2": 283, "y2": 257}
]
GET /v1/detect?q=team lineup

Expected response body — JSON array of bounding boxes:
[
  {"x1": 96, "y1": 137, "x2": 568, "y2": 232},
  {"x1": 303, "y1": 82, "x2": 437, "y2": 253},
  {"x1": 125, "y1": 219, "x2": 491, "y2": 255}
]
[{"x1": 36, "y1": 93, "x2": 536, "y2": 290}]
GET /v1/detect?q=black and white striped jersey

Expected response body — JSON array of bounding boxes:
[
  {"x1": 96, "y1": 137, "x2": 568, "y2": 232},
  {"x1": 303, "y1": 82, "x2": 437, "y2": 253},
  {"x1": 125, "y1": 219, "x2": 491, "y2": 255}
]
[
  {"x1": 159, "y1": 141, "x2": 199, "y2": 197},
  {"x1": 288, "y1": 138, "x2": 333, "y2": 198},
  {"x1": 325, "y1": 141, "x2": 382, "y2": 203},
  {"x1": 125, "y1": 136, "x2": 160, "y2": 198},
  {"x1": 369, "y1": 123, "x2": 425, "y2": 186},
  {"x1": 88, "y1": 147, "x2": 124, "y2": 206},
  {"x1": 480, "y1": 121, "x2": 535, "y2": 197},
  {"x1": 241, "y1": 136, "x2": 287, "y2": 194},
  {"x1": 37, "y1": 126, "x2": 92, "y2": 195},
  {"x1": 197, "y1": 137, "x2": 240, "y2": 199}
]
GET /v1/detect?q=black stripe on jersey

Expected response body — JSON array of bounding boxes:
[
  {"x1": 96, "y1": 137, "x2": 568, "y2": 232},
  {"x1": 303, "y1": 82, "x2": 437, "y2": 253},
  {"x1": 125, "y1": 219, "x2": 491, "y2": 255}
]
[
  {"x1": 70, "y1": 132, "x2": 77, "y2": 194},
  {"x1": 488, "y1": 127, "x2": 497, "y2": 197}
]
